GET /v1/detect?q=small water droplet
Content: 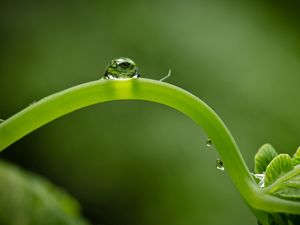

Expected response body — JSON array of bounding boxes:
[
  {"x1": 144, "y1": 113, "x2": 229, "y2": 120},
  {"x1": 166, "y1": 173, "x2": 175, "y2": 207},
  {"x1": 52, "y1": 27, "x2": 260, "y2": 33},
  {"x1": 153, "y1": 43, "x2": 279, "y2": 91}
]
[
  {"x1": 253, "y1": 173, "x2": 265, "y2": 188},
  {"x1": 206, "y1": 138, "x2": 213, "y2": 147},
  {"x1": 216, "y1": 159, "x2": 224, "y2": 171},
  {"x1": 104, "y1": 57, "x2": 139, "y2": 79}
]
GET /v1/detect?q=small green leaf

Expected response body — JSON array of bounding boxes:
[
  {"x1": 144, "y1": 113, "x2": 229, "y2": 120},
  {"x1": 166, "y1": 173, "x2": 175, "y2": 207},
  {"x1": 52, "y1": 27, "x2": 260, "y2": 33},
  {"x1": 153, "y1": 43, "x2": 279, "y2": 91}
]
[
  {"x1": 0, "y1": 160, "x2": 90, "y2": 225},
  {"x1": 255, "y1": 144, "x2": 278, "y2": 174},
  {"x1": 264, "y1": 147, "x2": 300, "y2": 201},
  {"x1": 264, "y1": 154, "x2": 293, "y2": 187},
  {"x1": 292, "y1": 146, "x2": 300, "y2": 166},
  {"x1": 272, "y1": 167, "x2": 300, "y2": 201},
  {"x1": 266, "y1": 165, "x2": 300, "y2": 201}
]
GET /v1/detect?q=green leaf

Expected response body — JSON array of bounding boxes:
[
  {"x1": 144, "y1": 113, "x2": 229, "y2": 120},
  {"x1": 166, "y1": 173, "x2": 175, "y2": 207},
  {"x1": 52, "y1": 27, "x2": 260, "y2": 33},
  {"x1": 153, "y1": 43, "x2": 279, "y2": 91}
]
[
  {"x1": 255, "y1": 144, "x2": 278, "y2": 174},
  {"x1": 267, "y1": 213, "x2": 300, "y2": 225},
  {"x1": 292, "y1": 146, "x2": 300, "y2": 166},
  {"x1": 264, "y1": 154, "x2": 293, "y2": 187},
  {"x1": 0, "y1": 160, "x2": 90, "y2": 225},
  {"x1": 266, "y1": 165, "x2": 300, "y2": 200}
]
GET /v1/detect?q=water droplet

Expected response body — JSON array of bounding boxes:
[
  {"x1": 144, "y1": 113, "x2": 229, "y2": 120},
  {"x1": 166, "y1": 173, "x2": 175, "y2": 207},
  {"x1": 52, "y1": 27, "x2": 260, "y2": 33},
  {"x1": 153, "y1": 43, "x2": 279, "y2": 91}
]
[
  {"x1": 206, "y1": 138, "x2": 213, "y2": 147},
  {"x1": 253, "y1": 173, "x2": 265, "y2": 188},
  {"x1": 216, "y1": 159, "x2": 224, "y2": 171},
  {"x1": 104, "y1": 57, "x2": 139, "y2": 79}
]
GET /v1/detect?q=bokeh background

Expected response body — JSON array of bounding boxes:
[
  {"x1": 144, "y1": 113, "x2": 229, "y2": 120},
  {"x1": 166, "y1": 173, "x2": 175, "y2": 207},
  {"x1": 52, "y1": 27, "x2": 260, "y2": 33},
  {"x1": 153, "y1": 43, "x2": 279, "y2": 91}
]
[{"x1": 1, "y1": 0, "x2": 300, "y2": 225}]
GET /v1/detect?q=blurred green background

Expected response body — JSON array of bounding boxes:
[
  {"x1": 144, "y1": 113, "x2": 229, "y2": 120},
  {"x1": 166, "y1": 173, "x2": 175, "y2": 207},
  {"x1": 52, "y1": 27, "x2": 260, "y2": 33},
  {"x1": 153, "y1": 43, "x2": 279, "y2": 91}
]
[{"x1": 1, "y1": 0, "x2": 300, "y2": 224}]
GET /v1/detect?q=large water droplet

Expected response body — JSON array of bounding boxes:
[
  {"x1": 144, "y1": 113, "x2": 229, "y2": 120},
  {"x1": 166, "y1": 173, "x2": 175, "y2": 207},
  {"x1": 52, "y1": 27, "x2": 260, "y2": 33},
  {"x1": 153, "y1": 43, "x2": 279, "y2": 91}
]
[
  {"x1": 206, "y1": 138, "x2": 213, "y2": 147},
  {"x1": 253, "y1": 173, "x2": 265, "y2": 188},
  {"x1": 104, "y1": 57, "x2": 139, "y2": 79},
  {"x1": 216, "y1": 159, "x2": 224, "y2": 171}
]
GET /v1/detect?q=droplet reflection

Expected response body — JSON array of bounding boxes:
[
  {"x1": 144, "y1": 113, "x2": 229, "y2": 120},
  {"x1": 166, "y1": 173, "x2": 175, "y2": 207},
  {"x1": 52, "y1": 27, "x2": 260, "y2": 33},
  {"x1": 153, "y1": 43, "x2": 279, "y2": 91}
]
[
  {"x1": 216, "y1": 159, "x2": 224, "y2": 171},
  {"x1": 206, "y1": 138, "x2": 213, "y2": 147},
  {"x1": 104, "y1": 57, "x2": 139, "y2": 79}
]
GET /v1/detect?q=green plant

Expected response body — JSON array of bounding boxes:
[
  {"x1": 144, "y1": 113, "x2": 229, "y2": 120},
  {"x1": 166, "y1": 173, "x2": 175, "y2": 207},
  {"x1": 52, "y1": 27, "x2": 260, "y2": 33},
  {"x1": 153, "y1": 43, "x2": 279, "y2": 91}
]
[
  {"x1": 0, "y1": 59, "x2": 299, "y2": 225},
  {"x1": 0, "y1": 159, "x2": 90, "y2": 225}
]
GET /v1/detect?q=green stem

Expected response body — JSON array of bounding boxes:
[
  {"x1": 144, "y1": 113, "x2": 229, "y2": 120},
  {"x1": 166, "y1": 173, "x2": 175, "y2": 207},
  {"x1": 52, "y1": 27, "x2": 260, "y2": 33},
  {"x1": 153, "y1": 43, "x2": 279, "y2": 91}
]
[{"x1": 0, "y1": 78, "x2": 299, "y2": 215}]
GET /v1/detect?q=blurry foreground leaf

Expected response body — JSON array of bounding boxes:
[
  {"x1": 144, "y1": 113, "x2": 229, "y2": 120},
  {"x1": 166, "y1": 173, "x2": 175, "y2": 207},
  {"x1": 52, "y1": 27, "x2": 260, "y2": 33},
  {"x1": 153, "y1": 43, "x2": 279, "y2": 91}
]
[{"x1": 0, "y1": 160, "x2": 90, "y2": 225}]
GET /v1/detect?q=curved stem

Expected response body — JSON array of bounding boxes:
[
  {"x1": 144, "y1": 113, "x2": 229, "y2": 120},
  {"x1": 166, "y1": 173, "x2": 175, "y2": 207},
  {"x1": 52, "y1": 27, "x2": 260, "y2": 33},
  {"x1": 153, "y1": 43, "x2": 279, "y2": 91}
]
[{"x1": 0, "y1": 78, "x2": 299, "y2": 215}]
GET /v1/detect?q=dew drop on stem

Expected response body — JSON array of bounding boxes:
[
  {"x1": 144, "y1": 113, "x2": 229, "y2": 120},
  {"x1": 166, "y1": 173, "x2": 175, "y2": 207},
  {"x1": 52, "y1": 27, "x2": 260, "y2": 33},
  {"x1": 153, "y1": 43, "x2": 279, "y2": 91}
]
[
  {"x1": 206, "y1": 138, "x2": 213, "y2": 147},
  {"x1": 216, "y1": 159, "x2": 225, "y2": 171},
  {"x1": 103, "y1": 57, "x2": 140, "y2": 80}
]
